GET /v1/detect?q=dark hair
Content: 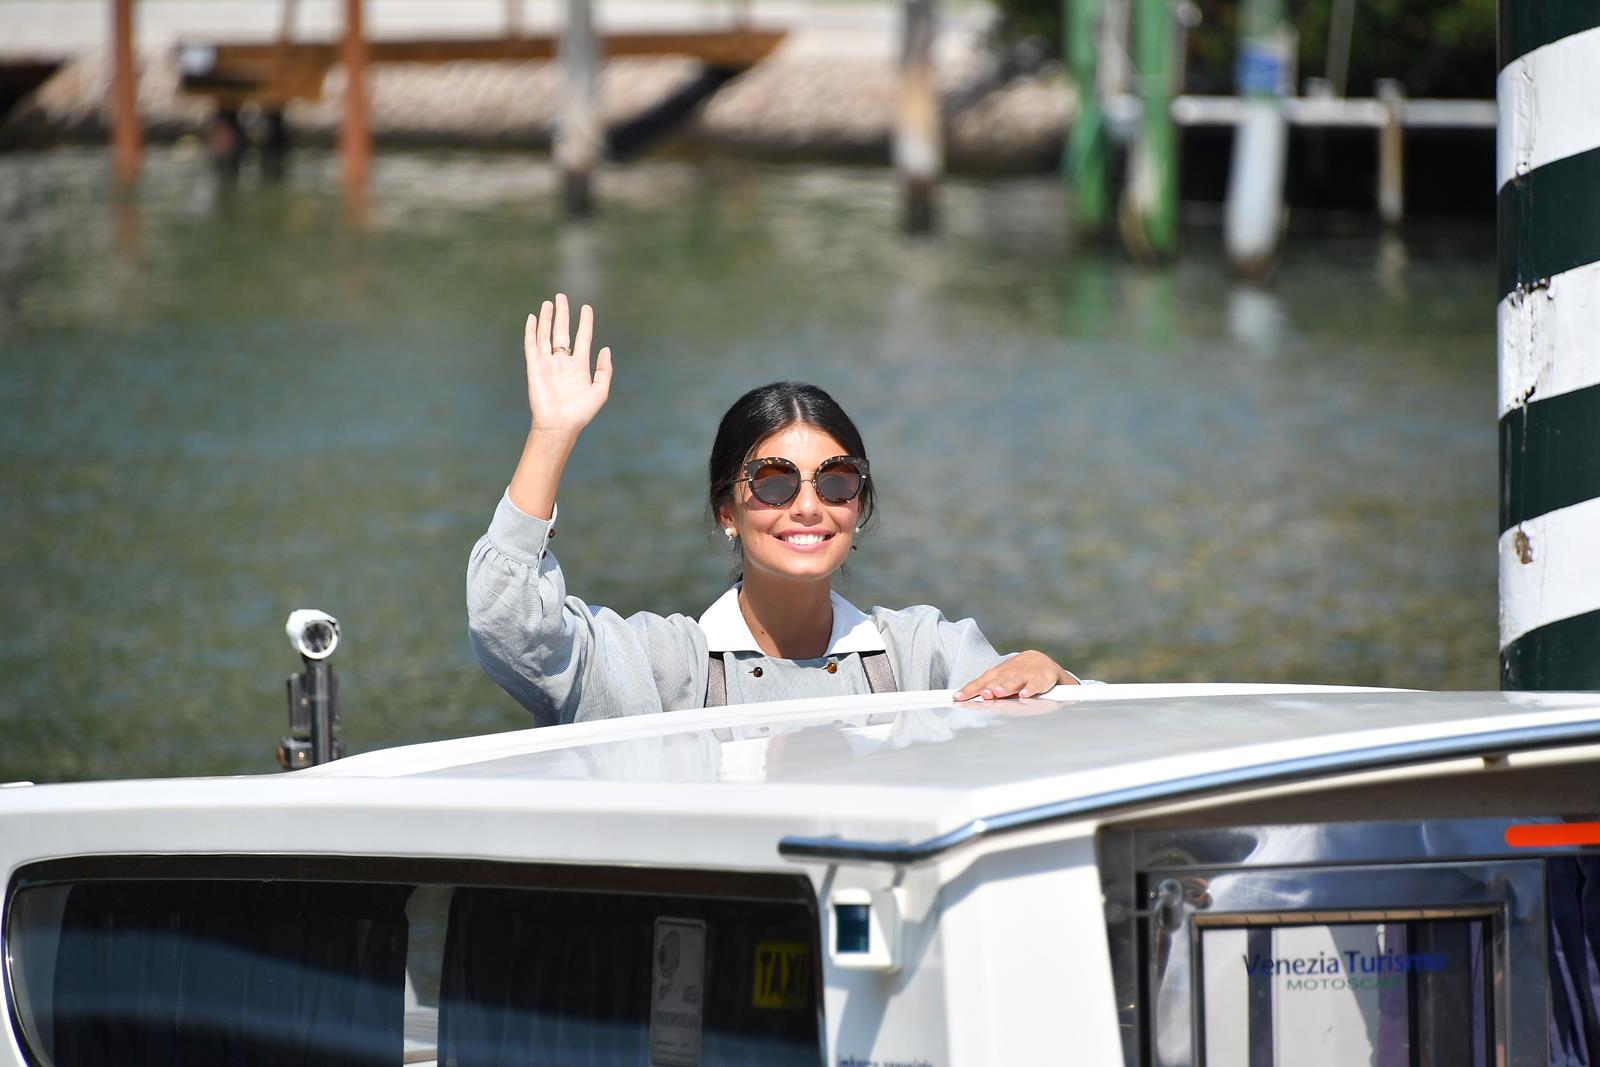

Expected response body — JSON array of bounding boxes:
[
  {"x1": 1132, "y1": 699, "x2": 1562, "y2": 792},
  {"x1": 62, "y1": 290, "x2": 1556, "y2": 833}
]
[{"x1": 707, "y1": 382, "x2": 876, "y2": 535}]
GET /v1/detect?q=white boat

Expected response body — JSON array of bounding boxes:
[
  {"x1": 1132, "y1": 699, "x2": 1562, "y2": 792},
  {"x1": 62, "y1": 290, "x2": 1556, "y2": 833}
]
[{"x1": 3, "y1": 682, "x2": 1599, "y2": 1066}]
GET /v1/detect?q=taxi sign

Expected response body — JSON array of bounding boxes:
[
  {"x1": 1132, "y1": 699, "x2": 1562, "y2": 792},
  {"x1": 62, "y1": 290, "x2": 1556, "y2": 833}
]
[{"x1": 752, "y1": 940, "x2": 811, "y2": 1010}]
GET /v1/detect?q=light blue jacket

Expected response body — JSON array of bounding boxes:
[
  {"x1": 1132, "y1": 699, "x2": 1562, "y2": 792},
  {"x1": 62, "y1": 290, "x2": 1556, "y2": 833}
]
[{"x1": 467, "y1": 493, "x2": 1012, "y2": 727}]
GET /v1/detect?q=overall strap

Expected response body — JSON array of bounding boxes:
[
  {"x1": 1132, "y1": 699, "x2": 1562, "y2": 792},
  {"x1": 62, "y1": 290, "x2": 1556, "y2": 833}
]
[
  {"x1": 861, "y1": 650, "x2": 898, "y2": 694},
  {"x1": 706, "y1": 649, "x2": 894, "y2": 707},
  {"x1": 705, "y1": 653, "x2": 727, "y2": 707}
]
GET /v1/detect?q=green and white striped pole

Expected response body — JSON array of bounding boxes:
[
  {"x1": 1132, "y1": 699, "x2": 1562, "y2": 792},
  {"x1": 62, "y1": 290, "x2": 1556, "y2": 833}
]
[{"x1": 1497, "y1": 3, "x2": 1600, "y2": 689}]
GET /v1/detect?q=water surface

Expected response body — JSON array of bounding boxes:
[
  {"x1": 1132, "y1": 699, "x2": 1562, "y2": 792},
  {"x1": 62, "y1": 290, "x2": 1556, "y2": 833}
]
[{"x1": 0, "y1": 146, "x2": 1498, "y2": 781}]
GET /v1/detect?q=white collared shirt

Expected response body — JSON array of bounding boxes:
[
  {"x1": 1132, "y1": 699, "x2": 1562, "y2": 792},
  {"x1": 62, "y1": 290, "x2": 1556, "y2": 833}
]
[{"x1": 697, "y1": 585, "x2": 887, "y2": 656}]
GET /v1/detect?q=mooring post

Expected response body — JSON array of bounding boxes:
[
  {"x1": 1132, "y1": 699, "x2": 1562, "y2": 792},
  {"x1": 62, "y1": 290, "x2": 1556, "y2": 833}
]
[
  {"x1": 1324, "y1": 0, "x2": 1354, "y2": 97},
  {"x1": 110, "y1": 0, "x2": 141, "y2": 184},
  {"x1": 1063, "y1": 0, "x2": 1109, "y2": 233},
  {"x1": 896, "y1": 0, "x2": 941, "y2": 232},
  {"x1": 1375, "y1": 78, "x2": 1405, "y2": 225},
  {"x1": 557, "y1": 0, "x2": 602, "y2": 216},
  {"x1": 1120, "y1": 0, "x2": 1177, "y2": 260},
  {"x1": 1223, "y1": 0, "x2": 1292, "y2": 277},
  {"x1": 261, "y1": 0, "x2": 299, "y2": 180},
  {"x1": 1097, "y1": 0, "x2": 1131, "y2": 104},
  {"x1": 1497, "y1": 3, "x2": 1600, "y2": 689},
  {"x1": 339, "y1": 0, "x2": 371, "y2": 200}
]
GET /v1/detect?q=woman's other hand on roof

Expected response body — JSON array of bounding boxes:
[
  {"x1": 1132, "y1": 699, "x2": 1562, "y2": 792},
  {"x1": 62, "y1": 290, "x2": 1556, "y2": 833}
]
[{"x1": 954, "y1": 650, "x2": 1080, "y2": 702}]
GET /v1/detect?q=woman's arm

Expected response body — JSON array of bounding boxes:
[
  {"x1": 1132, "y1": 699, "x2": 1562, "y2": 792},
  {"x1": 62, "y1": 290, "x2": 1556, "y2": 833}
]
[
  {"x1": 470, "y1": 295, "x2": 709, "y2": 727},
  {"x1": 507, "y1": 293, "x2": 613, "y2": 519},
  {"x1": 467, "y1": 496, "x2": 708, "y2": 726}
]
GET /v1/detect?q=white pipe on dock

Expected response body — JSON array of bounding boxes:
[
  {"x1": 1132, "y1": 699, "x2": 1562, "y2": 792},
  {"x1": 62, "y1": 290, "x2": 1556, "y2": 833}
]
[
  {"x1": 1223, "y1": 15, "x2": 1293, "y2": 277},
  {"x1": 1375, "y1": 78, "x2": 1404, "y2": 225},
  {"x1": 1224, "y1": 98, "x2": 1288, "y2": 273}
]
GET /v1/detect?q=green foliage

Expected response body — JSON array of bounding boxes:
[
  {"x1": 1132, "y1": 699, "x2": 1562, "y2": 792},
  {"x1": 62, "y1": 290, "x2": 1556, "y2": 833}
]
[
  {"x1": 1291, "y1": 0, "x2": 1496, "y2": 97},
  {"x1": 993, "y1": 0, "x2": 1497, "y2": 98}
]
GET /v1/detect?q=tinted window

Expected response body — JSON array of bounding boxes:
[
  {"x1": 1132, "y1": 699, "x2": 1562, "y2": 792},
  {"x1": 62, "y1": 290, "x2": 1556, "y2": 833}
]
[
  {"x1": 9, "y1": 879, "x2": 410, "y2": 1067},
  {"x1": 5, "y1": 859, "x2": 822, "y2": 1067},
  {"x1": 438, "y1": 887, "x2": 819, "y2": 1066}
]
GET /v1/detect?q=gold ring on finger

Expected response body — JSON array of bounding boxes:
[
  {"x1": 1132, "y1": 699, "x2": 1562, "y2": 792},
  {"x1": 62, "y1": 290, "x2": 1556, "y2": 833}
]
[{"x1": 551, "y1": 345, "x2": 571, "y2": 355}]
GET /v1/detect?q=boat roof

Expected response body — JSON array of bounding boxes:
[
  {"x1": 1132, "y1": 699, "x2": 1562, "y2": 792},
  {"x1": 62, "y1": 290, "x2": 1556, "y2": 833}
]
[
  {"x1": 314, "y1": 683, "x2": 1600, "y2": 806},
  {"x1": 5, "y1": 685, "x2": 1599, "y2": 873}
]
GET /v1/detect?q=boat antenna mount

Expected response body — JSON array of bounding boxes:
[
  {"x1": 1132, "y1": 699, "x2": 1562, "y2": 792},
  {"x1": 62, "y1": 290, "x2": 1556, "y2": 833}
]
[{"x1": 277, "y1": 609, "x2": 345, "y2": 770}]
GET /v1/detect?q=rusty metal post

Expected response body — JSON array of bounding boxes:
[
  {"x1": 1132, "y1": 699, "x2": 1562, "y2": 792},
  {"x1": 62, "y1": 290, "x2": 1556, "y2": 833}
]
[
  {"x1": 1375, "y1": 78, "x2": 1405, "y2": 225},
  {"x1": 895, "y1": 0, "x2": 941, "y2": 233},
  {"x1": 557, "y1": 0, "x2": 602, "y2": 216},
  {"x1": 110, "y1": 0, "x2": 141, "y2": 183},
  {"x1": 340, "y1": 0, "x2": 372, "y2": 200}
]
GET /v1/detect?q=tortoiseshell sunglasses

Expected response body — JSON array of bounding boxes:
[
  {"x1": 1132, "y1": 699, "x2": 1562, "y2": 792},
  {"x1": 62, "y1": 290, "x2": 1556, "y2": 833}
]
[{"x1": 736, "y1": 456, "x2": 869, "y2": 507}]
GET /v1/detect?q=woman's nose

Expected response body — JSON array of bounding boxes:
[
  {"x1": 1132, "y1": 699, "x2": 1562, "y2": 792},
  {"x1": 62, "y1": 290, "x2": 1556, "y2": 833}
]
[{"x1": 789, "y1": 477, "x2": 824, "y2": 516}]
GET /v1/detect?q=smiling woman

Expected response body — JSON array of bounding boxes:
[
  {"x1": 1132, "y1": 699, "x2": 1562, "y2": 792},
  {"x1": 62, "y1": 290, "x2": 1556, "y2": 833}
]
[{"x1": 466, "y1": 294, "x2": 1083, "y2": 727}]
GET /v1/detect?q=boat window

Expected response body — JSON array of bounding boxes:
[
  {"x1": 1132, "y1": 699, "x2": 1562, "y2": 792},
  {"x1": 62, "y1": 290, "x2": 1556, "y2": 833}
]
[
  {"x1": 1112, "y1": 820, "x2": 1600, "y2": 1067},
  {"x1": 1197, "y1": 918, "x2": 1491, "y2": 1066},
  {"x1": 4, "y1": 859, "x2": 822, "y2": 1067},
  {"x1": 7, "y1": 878, "x2": 412, "y2": 1067}
]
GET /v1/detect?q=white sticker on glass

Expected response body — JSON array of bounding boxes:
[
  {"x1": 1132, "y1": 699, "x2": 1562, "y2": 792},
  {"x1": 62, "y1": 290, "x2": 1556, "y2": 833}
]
[{"x1": 650, "y1": 917, "x2": 707, "y2": 1067}]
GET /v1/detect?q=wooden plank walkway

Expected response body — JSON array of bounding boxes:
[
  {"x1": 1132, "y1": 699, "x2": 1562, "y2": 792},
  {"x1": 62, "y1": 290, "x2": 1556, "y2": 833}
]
[{"x1": 176, "y1": 29, "x2": 786, "y2": 105}]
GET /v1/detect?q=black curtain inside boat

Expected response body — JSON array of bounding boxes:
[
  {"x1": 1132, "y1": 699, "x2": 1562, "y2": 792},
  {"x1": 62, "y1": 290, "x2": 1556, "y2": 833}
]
[
  {"x1": 47, "y1": 880, "x2": 410, "y2": 1067},
  {"x1": 436, "y1": 886, "x2": 821, "y2": 1067},
  {"x1": 1549, "y1": 857, "x2": 1600, "y2": 1067}
]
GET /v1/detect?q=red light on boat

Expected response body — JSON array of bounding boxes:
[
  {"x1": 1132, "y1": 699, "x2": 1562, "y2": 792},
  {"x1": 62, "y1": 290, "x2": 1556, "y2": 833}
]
[{"x1": 1504, "y1": 823, "x2": 1600, "y2": 848}]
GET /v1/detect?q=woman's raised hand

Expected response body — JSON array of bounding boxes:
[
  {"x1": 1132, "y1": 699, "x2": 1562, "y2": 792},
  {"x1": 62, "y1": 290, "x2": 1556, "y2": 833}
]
[
  {"x1": 525, "y1": 293, "x2": 612, "y2": 435},
  {"x1": 506, "y1": 294, "x2": 612, "y2": 520}
]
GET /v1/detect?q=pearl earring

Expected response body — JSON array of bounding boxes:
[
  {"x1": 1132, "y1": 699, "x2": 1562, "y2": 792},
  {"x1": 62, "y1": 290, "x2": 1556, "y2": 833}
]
[{"x1": 724, "y1": 528, "x2": 736, "y2": 541}]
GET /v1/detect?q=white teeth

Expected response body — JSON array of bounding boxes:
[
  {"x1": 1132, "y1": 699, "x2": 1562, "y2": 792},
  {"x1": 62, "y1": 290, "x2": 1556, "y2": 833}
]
[{"x1": 785, "y1": 534, "x2": 827, "y2": 546}]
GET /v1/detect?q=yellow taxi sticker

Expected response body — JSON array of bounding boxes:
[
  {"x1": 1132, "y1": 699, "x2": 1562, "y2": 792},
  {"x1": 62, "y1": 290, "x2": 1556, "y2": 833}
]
[{"x1": 752, "y1": 940, "x2": 811, "y2": 1010}]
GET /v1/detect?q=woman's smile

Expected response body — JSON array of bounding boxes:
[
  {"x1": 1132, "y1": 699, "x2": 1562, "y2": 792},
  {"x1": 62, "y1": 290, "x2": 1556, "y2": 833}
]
[{"x1": 777, "y1": 529, "x2": 834, "y2": 551}]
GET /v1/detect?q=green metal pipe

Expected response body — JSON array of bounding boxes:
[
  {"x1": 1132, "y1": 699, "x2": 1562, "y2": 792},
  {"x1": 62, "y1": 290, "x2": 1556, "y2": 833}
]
[
  {"x1": 1122, "y1": 0, "x2": 1177, "y2": 259},
  {"x1": 1063, "y1": 0, "x2": 1109, "y2": 233}
]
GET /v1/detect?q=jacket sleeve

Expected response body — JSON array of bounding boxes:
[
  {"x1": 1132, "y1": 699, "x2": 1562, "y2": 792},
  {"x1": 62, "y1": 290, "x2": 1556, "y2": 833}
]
[
  {"x1": 872, "y1": 605, "x2": 1100, "y2": 691},
  {"x1": 870, "y1": 604, "x2": 1008, "y2": 691},
  {"x1": 466, "y1": 493, "x2": 709, "y2": 727}
]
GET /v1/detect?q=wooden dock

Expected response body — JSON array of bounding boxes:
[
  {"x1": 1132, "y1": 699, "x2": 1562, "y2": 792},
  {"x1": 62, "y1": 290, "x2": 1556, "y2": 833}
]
[
  {"x1": 175, "y1": 29, "x2": 787, "y2": 106},
  {"x1": 0, "y1": 59, "x2": 63, "y2": 120}
]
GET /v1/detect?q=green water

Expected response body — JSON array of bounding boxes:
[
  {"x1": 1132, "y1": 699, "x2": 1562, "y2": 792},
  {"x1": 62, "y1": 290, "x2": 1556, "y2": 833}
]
[{"x1": 0, "y1": 145, "x2": 1498, "y2": 782}]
